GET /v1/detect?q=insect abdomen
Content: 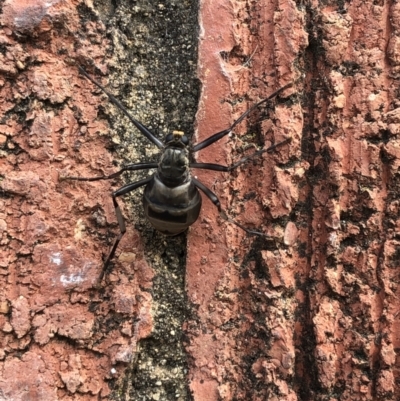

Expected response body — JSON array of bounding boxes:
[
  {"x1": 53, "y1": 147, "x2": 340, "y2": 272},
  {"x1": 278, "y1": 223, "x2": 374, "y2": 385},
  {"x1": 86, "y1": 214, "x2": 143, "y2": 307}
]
[{"x1": 143, "y1": 175, "x2": 202, "y2": 235}]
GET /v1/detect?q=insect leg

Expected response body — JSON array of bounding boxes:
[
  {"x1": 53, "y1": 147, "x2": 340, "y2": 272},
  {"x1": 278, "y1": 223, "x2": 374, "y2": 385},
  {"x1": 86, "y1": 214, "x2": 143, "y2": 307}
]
[
  {"x1": 61, "y1": 162, "x2": 158, "y2": 182},
  {"x1": 190, "y1": 138, "x2": 291, "y2": 172},
  {"x1": 192, "y1": 83, "x2": 292, "y2": 152},
  {"x1": 192, "y1": 178, "x2": 266, "y2": 236},
  {"x1": 192, "y1": 177, "x2": 221, "y2": 211},
  {"x1": 97, "y1": 176, "x2": 153, "y2": 284},
  {"x1": 78, "y1": 67, "x2": 164, "y2": 149}
]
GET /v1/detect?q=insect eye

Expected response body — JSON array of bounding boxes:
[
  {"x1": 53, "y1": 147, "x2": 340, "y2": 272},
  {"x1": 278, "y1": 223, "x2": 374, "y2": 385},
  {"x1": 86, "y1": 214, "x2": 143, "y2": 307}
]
[
  {"x1": 181, "y1": 135, "x2": 189, "y2": 145},
  {"x1": 165, "y1": 133, "x2": 174, "y2": 143}
]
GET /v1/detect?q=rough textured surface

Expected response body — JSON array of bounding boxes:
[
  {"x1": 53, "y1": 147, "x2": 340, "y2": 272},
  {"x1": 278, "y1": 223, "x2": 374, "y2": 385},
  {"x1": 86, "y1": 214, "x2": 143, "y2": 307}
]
[
  {"x1": 1, "y1": 0, "x2": 400, "y2": 400},
  {"x1": 187, "y1": 1, "x2": 305, "y2": 400},
  {"x1": 0, "y1": 0, "x2": 198, "y2": 400},
  {"x1": 187, "y1": 0, "x2": 400, "y2": 400}
]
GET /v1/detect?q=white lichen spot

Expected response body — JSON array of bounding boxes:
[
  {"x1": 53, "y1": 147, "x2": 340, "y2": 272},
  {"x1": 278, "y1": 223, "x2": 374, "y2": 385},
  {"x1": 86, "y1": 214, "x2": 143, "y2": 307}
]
[
  {"x1": 328, "y1": 232, "x2": 338, "y2": 248},
  {"x1": 60, "y1": 273, "x2": 84, "y2": 285},
  {"x1": 50, "y1": 252, "x2": 62, "y2": 266}
]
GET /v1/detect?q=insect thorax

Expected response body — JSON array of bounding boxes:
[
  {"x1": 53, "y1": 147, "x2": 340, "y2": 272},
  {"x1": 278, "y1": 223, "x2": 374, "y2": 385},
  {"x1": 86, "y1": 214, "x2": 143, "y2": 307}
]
[{"x1": 158, "y1": 146, "x2": 190, "y2": 187}]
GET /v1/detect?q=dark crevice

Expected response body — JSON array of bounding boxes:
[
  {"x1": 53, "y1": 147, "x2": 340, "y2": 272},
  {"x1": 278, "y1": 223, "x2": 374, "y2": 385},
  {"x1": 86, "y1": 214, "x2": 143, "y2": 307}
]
[{"x1": 90, "y1": 0, "x2": 200, "y2": 399}]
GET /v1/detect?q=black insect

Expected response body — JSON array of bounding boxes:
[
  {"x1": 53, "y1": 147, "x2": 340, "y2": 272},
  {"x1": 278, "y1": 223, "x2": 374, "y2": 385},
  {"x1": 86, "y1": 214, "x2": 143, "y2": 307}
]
[{"x1": 64, "y1": 67, "x2": 292, "y2": 282}]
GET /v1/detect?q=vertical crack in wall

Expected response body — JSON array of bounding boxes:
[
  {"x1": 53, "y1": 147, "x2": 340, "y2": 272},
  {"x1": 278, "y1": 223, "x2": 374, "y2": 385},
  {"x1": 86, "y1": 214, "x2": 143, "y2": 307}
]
[
  {"x1": 92, "y1": 0, "x2": 200, "y2": 399},
  {"x1": 294, "y1": 3, "x2": 327, "y2": 397}
]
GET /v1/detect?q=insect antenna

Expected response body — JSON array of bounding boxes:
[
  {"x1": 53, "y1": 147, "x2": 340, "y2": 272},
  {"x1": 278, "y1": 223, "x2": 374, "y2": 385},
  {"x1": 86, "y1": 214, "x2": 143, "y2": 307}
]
[
  {"x1": 192, "y1": 83, "x2": 292, "y2": 152},
  {"x1": 190, "y1": 82, "x2": 294, "y2": 237},
  {"x1": 78, "y1": 66, "x2": 164, "y2": 149}
]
